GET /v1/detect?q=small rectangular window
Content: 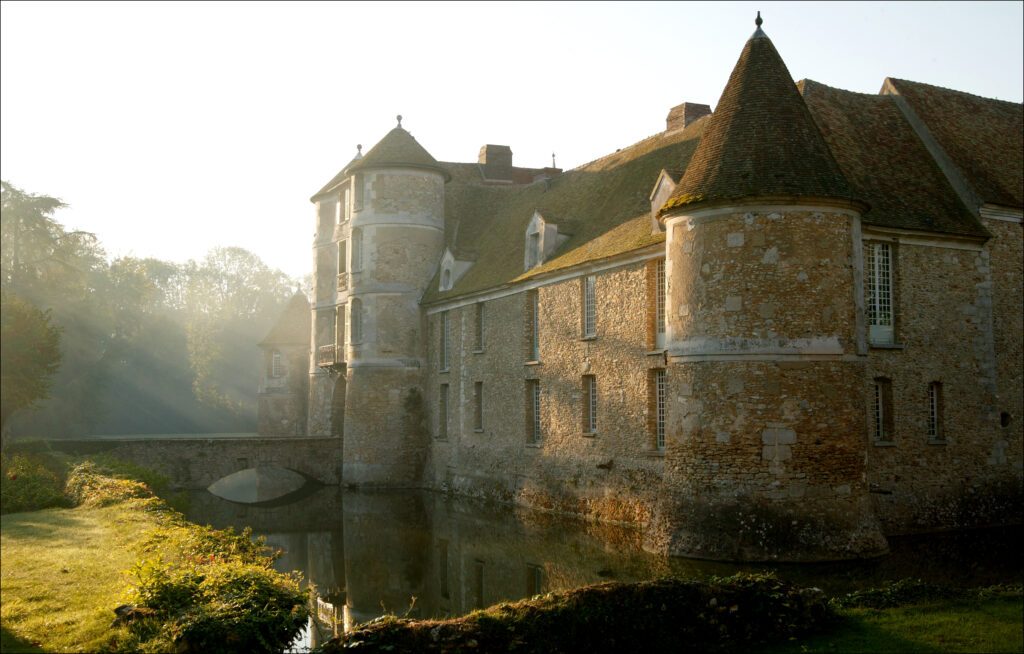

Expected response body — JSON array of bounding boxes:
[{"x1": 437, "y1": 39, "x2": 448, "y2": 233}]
[
  {"x1": 351, "y1": 228, "x2": 362, "y2": 271},
  {"x1": 474, "y1": 302, "x2": 485, "y2": 351},
  {"x1": 928, "y1": 382, "x2": 944, "y2": 441},
  {"x1": 336, "y1": 305, "x2": 346, "y2": 354},
  {"x1": 439, "y1": 311, "x2": 449, "y2": 371},
  {"x1": 343, "y1": 187, "x2": 351, "y2": 222},
  {"x1": 353, "y1": 173, "x2": 364, "y2": 211},
  {"x1": 526, "y1": 290, "x2": 540, "y2": 361},
  {"x1": 438, "y1": 383, "x2": 449, "y2": 440},
  {"x1": 338, "y1": 240, "x2": 347, "y2": 275},
  {"x1": 867, "y1": 242, "x2": 894, "y2": 345},
  {"x1": 582, "y1": 275, "x2": 597, "y2": 338},
  {"x1": 649, "y1": 369, "x2": 666, "y2": 450},
  {"x1": 526, "y1": 564, "x2": 544, "y2": 597},
  {"x1": 873, "y1": 377, "x2": 894, "y2": 442},
  {"x1": 474, "y1": 381, "x2": 483, "y2": 431},
  {"x1": 350, "y1": 298, "x2": 363, "y2": 344},
  {"x1": 271, "y1": 350, "x2": 284, "y2": 378},
  {"x1": 656, "y1": 259, "x2": 666, "y2": 348},
  {"x1": 583, "y1": 375, "x2": 597, "y2": 434},
  {"x1": 526, "y1": 380, "x2": 542, "y2": 444}
]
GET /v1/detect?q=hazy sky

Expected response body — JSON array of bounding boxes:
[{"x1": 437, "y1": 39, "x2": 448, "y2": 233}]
[{"x1": 2, "y1": 1, "x2": 1022, "y2": 279}]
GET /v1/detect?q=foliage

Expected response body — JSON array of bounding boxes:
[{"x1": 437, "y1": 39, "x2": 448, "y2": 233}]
[
  {"x1": 832, "y1": 578, "x2": 1024, "y2": 609},
  {"x1": 0, "y1": 291, "x2": 62, "y2": 439},
  {"x1": 321, "y1": 573, "x2": 833, "y2": 653},
  {"x1": 1, "y1": 180, "x2": 299, "y2": 438},
  {"x1": 0, "y1": 452, "x2": 71, "y2": 514},
  {"x1": 64, "y1": 459, "x2": 156, "y2": 507},
  {"x1": 115, "y1": 558, "x2": 308, "y2": 654}
]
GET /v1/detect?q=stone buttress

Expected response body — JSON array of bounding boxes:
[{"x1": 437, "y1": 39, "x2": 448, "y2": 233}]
[{"x1": 651, "y1": 15, "x2": 889, "y2": 560}]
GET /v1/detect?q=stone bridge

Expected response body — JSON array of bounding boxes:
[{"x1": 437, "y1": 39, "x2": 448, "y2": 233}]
[{"x1": 52, "y1": 435, "x2": 343, "y2": 490}]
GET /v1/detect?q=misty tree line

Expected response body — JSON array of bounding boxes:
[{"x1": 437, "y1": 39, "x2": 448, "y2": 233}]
[{"x1": 1, "y1": 180, "x2": 301, "y2": 438}]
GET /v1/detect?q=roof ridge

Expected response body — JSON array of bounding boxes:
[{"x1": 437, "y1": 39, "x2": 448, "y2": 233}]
[
  {"x1": 569, "y1": 118, "x2": 708, "y2": 173},
  {"x1": 886, "y1": 77, "x2": 1023, "y2": 106}
]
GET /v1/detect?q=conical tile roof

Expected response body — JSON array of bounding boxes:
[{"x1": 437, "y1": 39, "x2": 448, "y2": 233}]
[
  {"x1": 346, "y1": 120, "x2": 450, "y2": 181},
  {"x1": 660, "y1": 17, "x2": 860, "y2": 215}
]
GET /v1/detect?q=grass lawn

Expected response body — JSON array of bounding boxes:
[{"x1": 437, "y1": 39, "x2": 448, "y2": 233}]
[
  {"x1": 758, "y1": 596, "x2": 1024, "y2": 654},
  {"x1": 0, "y1": 503, "x2": 161, "y2": 653}
]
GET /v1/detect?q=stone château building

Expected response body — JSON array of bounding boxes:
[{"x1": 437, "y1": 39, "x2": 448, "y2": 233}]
[{"x1": 259, "y1": 16, "x2": 1023, "y2": 560}]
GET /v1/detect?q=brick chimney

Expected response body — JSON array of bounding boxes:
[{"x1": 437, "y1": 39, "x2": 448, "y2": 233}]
[
  {"x1": 666, "y1": 102, "x2": 712, "y2": 131},
  {"x1": 478, "y1": 144, "x2": 513, "y2": 180}
]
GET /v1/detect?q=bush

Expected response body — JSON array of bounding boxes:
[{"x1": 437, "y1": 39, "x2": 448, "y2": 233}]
[
  {"x1": 64, "y1": 460, "x2": 154, "y2": 507},
  {"x1": 113, "y1": 558, "x2": 308, "y2": 654},
  {"x1": 320, "y1": 573, "x2": 832, "y2": 654},
  {"x1": 0, "y1": 452, "x2": 71, "y2": 514}
]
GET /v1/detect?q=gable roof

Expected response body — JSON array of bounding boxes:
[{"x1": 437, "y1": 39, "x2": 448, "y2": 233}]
[
  {"x1": 259, "y1": 292, "x2": 311, "y2": 347},
  {"x1": 884, "y1": 78, "x2": 1023, "y2": 209},
  {"x1": 800, "y1": 80, "x2": 987, "y2": 238},
  {"x1": 421, "y1": 117, "x2": 707, "y2": 304},
  {"x1": 661, "y1": 25, "x2": 859, "y2": 215}
]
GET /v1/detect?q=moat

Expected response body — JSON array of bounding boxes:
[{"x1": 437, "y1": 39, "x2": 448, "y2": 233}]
[{"x1": 184, "y1": 484, "x2": 1023, "y2": 651}]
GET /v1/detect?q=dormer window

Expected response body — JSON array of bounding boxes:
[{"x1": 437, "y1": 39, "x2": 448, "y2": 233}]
[
  {"x1": 438, "y1": 248, "x2": 472, "y2": 292},
  {"x1": 523, "y1": 211, "x2": 570, "y2": 271},
  {"x1": 441, "y1": 268, "x2": 452, "y2": 290},
  {"x1": 527, "y1": 232, "x2": 541, "y2": 268}
]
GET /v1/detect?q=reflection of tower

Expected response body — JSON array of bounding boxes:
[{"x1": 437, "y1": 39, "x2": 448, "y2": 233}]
[
  {"x1": 653, "y1": 15, "x2": 887, "y2": 561},
  {"x1": 309, "y1": 118, "x2": 449, "y2": 485},
  {"x1": 342, "y1": 492, "x2": 430, "y2": 623}
]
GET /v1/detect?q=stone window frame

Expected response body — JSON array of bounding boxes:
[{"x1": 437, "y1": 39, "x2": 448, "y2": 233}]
[
  {"x1": 335, "y1": 305, "x2": 346, "y2": 356},
  {"x1": 525, "y1": 290, "x2": 540, "y2": 362},
  {"x1": 473, "y1": 302, "x2": 485, "y2": 353},
  {"x1": 473, "y1": 381, "x2": 484, "y2": 432},
  {"x1": 646, "y1": 259, "x2": 667, "y2": 350},
  {"x1": 351, "y1": 228, "x2": 363, "y2": 272},
  {"x1": 648, "y1": 368, "x2": 667, "y2": 451},
  {"x1": 350, "y1": 298, "x2": 363, "y2": 344},
  {"x1": 582, "y1": 374, "x2": 598, "y2": 435},
  {"x1": 927, "y1": 381, "x2": 945, "y2": 444},
  {"x1": 270, "y1": 350, "x2": 284, "y2": 378},
  {"x1": 439, "y1": 310, "x2": 450, "y2": 372},
  {"x1": 872, "y1": 376, "x2": 895, "y2": 444},
  {"x1": 866, "y1": 241, "x2": 899, "y2": 347},
  {"x1": 438, "y1": 383, "x2": 449, "y2": 440},
  {"x1": 342, "y1": 186, "x2": 351, "y2": 223},
  {"x1": 526, "y1": 379, "x2": 542, "y2": 445},
  {"x1": 581, "y1": 275, "x2": 597, "y2": 339}
]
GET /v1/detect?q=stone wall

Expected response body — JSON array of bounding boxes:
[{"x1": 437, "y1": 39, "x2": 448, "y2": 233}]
[
  {"x1": 424, "y1": 260, "x2": 667, "y2": 526},
  {"x1": 52, "y1": 437, "x2": 343, "y2": 490},
  {"x1": 866, "y1": 234, "x2": 1023, "y2": 533}
]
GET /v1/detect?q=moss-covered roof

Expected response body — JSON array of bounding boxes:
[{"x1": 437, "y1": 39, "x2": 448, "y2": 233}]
[
  {"x1": 800, "y1": 80, "x2": 987, "y2": 238},
  {"x1": 421, "y1": 118, "x2": 706, "y2": 304},
  {"x1": 347, "y1": 126, "x2": 450, "y2": 181},
  {"x1": 259, "y1": 292, "x2": 311, "y2": 347},
  {"x1": 885, "y1": 78, "x2": 1023, "y2": 209},
  {"x1": 661, "y1": 27, "x2": 858, "y2": 215}
]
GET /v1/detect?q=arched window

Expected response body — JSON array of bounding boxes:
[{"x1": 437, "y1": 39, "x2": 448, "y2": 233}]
[{"x1": 351, "y1": 298, "x2": 363, "y2": 343}]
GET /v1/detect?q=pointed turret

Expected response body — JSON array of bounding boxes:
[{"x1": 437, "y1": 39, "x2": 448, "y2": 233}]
[
  {"x1": 660, "y1": 13, "x2": 861, "y2": 215},
  {"x1": 345, "y1": 116, "x2": 451, "y2": 181}
]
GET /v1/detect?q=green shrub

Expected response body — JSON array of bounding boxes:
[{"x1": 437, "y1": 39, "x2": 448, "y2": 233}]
[
  {"x1": 0, "y1": 453, "x2": 71, "y2": 514},
  {"x1": 64, "y1": 460, "x2": 154, "y2": 507},
  {"x1": 114, "y1": 558, "x2": 308, "y2": 653}
]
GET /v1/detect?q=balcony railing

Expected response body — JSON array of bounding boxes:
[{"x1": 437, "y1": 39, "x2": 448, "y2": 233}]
[
  {"x1": 317, "y1": 344, "x2": 342, "y2": 367},
  {"x1": 337, "y1": 272, "x2": 348, "y2": 292}
]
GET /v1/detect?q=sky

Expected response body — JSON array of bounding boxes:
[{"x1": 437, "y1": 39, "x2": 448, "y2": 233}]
[{"x1": 2, "y1": 1, "x2": 1022, "y2": 279}]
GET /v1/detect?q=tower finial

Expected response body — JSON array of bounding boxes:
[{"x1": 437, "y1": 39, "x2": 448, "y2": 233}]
[
  {"x1": 755, "y1": 10, "x2": 762, "y2": 27},
  {"x1": 357, "y1": 143, "x2": 362, "y2": 154},
  {"x1": 552, "y1": 152, "x2": 556, "y2": 168},
  {"x1": 396, "y1": 114, "x2": 403, "y2": 128}
]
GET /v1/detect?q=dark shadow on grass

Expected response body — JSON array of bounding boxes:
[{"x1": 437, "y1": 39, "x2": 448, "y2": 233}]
[
  {"x1": 754, "y1": 615, "x2": 947, "y2": 654},
  {"x1": 0, "y1": 625, "x2": 47, "y2": 654}
]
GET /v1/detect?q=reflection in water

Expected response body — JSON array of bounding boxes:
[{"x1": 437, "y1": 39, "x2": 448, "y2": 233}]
[{"x1": 185, "y1": 486, "x2": 1022, "y2": 652}]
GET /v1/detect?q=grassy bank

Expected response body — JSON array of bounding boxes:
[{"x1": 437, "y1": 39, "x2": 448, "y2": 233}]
[{"x1": 0, "y1": 453, "x2": 308, "y2": 653}]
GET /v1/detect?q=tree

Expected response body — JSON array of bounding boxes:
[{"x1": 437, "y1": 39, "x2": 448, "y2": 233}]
[{"x1": 0, "y1": 292, "x2": 62, "y2": 449}]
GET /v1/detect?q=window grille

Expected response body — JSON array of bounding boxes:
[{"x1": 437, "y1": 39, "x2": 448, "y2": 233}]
[
  {"x1": 583, "y1": 375, "x2": 597, "y2": 434},
  {"x1": 583, "y1": 275, "x2": 597, "y2": 338},
  {"x1": 928, "y1": 382, "x2": 943, "y2": 441},
  {"x1": 439, "y1": 311, "x2": 449, "y2": 370},
  {"x1": 439, "y1": 384, "x2": 449, "y2": 439},
  {"x1": 474, "y1": 381, "x2": 483, "y2": 431},
  {"x1": 474, "y1": 302, "x2": 484, "y2": 350},
  {"x1": 655, "y1": 369, "x2": 666, "y2": 450},
  {"x1": 527, "y1": 380, "x2": 542, "y2": 444},
  {"x1": 271, "y1": 350, "x2": 283, "y2": 378},
  {"x1": 527, "y1": 291, "x2": 539, "y2": 361},
  {"x1": 350, "y1": 299, "x2": 363, "y2": 343},
  {"x1": 656, "y1": 259, "x2": 666, "y2": 348},
  {"x1": 867, "y1": 243, "x2": 894, "y2": 344}
]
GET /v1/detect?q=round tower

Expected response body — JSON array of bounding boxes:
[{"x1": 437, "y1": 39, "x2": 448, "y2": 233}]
[
  {"x1": 651, "y1": 15, "x2": 888, "y2": 560},
  {"x1": 338, "y1": 116, "x2": 449, "y2": 485}
]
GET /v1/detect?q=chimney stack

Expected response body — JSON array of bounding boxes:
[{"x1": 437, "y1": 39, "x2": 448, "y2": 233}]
[
  {"x1": 666, "y1": 102, "x2": 712, "y2": 131},
  {"x1": 478, "y1": 144, "x2": 513, "y2": 181}
]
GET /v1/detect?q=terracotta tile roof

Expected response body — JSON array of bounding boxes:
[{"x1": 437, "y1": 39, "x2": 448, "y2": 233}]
[
  {"x1": 661, "y1": 29, "x2": 858, "y2": 215},
  {"x1": 885, "y1": 78, "x2": 1023, "y2": 209},
  {"x1": 259, "y1": 292, "x2": 311, "y2": 346},
  {"x1": 421, "y1": 119, "x2": 706, "y2": 303},
  {"x1": 800, "y1": 80, "x2": 987, "y2": 238},
  {"x1": 347, "y1": 126, "x2": 450, "y2": 181}
]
